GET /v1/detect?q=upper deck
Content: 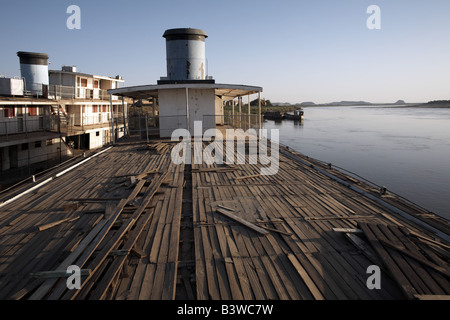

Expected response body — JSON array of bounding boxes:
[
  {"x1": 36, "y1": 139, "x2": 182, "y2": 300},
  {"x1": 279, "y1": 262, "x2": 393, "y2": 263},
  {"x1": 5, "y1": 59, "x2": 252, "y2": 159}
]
[{"x1": 0, "y1": 135, "x2": 448, "y2": 300}]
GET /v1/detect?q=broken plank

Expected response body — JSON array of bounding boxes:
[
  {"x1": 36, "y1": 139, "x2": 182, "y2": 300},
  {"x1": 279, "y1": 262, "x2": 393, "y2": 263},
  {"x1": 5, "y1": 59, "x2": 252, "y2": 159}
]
[
  {"x1": 29, "y1": 269, "x2": 91, "y2": 279},
  {"x1": 216, "y1": 208, "x2": 269, "y2": 236},
  {"x1": 37, "y1": 216, "x2": 80, "y2": 232},
  {"x1": 257, "y1": 224, "x2": 292, "y2": 236},
  {"x1": 344, "y1": 232, "x2": 383, "y2": 267},
  {"x1": 235, "y1": 174, "x2": 262, "y2": 181},
  {"x1": 332, "y1": 228, "x2": 363, "y2": 234},
  {"x1": 287, "y1": 254, "x2": 324, "y2": 300},
  {"x1": 359, "y1": 222, "x2": 417, "y2": 299},
  {"x1": 377, "y1": 238, "x2": 450, "y2": 278}
]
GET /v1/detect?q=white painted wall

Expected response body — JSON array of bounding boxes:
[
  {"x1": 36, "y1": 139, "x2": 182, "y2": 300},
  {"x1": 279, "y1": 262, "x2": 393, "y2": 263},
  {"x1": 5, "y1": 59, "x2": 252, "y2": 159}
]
[
  {"x1": 87, "y1": 125, "x2": 123, "y2": 150},
  {"x1": 158, "y1": 89, "x2": 188, "y2": 138},
  {"x1": 215, "y1": 95, "x2": 224, "y2": 125},
  {"x1": 0, "y1": 138, "x2": 72, "y2": 171},
  {"x1": 158, "y1": 88, "x2": 216, "y2": 138}
]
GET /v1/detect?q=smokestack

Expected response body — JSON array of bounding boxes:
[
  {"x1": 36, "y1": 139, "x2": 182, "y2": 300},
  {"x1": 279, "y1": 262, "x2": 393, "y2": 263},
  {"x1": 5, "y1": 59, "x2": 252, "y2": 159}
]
[
  {"x1": 162, "y1": 28, "x2": 210, "y2": 82},
  {"x1": 17, "y1": 51, "x2": 49, "y2": 95}
]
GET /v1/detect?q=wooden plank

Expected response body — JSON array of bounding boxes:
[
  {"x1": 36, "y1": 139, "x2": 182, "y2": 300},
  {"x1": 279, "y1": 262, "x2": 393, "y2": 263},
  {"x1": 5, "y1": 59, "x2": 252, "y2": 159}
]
[
  {"x1": 344, "y1": 232, "x2": 383, "y2": 267},
  {"x1": 29, "y1": 269, "x2": 91, "y2": 279},
  {"x1": 37, "y1": 216, "x2": 80, "y2": 232},
  {"x1": 287, "y1": 254, "x2": 324, "y2": 300},
  {"x1": 235, "y1": 174, "x2": 262, "y2": 181},
  {"x1": 28, "y1": 199, "x2": 127, "y2": 300},
  {"x1": 89, "y1": 209, "x2": 155, "y2": 299},
  {"x1": 215, "y1": 208, "x2": 269, "y2": 236},
  {"x1": 333, "y1": 228, "x2": 363, "y2": 234},
  {"x1": 377, "y1": 238, "x2": 450, "y2": 278},
  {"x1": 359, "y1": 222, "x2": 417, "y2": 299},
  {"x1": 414, "y1": 294, "x2": 450, "y2": 300},
  {"x1": 376, "y1": 223, "x2": 443, "y2": 295},
  {"x1": 33, "y1": 173, "x2": 150, "y2": 300},
  {"x1": 257, "y1": 224, "x2": 292, "y2": 236}
]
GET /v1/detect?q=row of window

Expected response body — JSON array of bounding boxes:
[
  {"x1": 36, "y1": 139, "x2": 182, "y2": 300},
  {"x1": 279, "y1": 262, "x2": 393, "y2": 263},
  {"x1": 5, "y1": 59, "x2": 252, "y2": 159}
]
[
  {"x1": 77, "y1": 77, "x2": 99, "y2": 89},
  {"x1": 20, "y1": 139, "x2": 54, "y2": 151},
  {"x1": 92, "y1": 105, "x2": 109, "y2": 113},
  {"x1": 3, "y1": 106, "x2": 45, "y2": 118},
  {"x1": 3, "y1": 105, "x2": 121, "y2": 118},
  {"x1": 87, "y1": 105, "x2": 121, "y2": 113}
]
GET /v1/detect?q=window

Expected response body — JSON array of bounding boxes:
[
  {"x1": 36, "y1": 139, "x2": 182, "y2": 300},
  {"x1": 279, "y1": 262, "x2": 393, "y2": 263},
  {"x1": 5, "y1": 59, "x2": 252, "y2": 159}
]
[
  {"x1": 102, "y1": 105, "x2": 107, "y2": 112},
  {"x1": 35, "y1": 141, "x2": 42, "y2": 148},
  {"x1": 80, "y1": 78, "x2": 88, "y2": 87},
  {"x1": 28, "y1": 107, "x2": 38, "y2": 116},
  {"x1": 21, "y1": 143, "x2": 28, "y2": 150},
  {"x1": 46, "y1": 139, "x2": 53, "y2": 146},
  {"x1": 3, "y1": 107, "x2": 15, "y2": 118},
  {"x1": 96, "y1": 131, "x2": 100, "y2": 136},
  {"x1": 94, "y1": 80, "x2": 99, "y2": 89},
  {"x1": 93, "y1": 105, "x2": 98, "y2": 113}
]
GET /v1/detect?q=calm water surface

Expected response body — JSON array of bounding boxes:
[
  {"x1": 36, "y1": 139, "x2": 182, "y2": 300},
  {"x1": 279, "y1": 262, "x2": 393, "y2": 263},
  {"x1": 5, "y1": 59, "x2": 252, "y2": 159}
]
[{"x1": 263, "y1": 106, "x2": 450, "y2": 220}]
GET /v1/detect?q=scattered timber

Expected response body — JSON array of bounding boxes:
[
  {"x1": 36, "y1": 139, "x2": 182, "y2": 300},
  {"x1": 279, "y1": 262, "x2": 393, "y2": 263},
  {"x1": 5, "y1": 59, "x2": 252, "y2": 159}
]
[{"x1": 0, "y1": 135, "x2": 448, "y2": 301}]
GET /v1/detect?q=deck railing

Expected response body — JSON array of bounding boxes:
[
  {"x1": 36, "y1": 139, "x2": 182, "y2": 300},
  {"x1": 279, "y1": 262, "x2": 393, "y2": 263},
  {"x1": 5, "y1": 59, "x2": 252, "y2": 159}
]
[{"x1": 0, "y1": 115, "x2": 59, "y2": 142}]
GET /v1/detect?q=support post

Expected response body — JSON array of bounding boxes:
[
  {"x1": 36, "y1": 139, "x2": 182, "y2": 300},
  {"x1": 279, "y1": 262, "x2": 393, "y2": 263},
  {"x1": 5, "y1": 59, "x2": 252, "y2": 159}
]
[
  {"x1": 57, "y1": 105, "x2": 61, "y2": 133},
  {"x1": 258, "y1": 92, "x2": 261, "y2": 133},
  {"x1": 231, "y1": 99, "x2": 234, "y2": 127},
  {"x1": 248, "y1": 94, "x2": 251, "y2": 129},
  {"x1": 122, "y1": 96, "x2": 126, "y2": 137},
  {"x1": 152, "y1": 97, "x2": 156, "y2": 127},
  {"x1": 110, "y1": 94, "x2": 115, "y2": 145},
  {"x1": 238, "y1": 96, "x2": 242, "y2": 130},
  {"x1": 145, "y1": 114, "x2": 149, "y2": 144},
  {"x1": 185, "y1": 87, "x2": 190, "y2": 134}
]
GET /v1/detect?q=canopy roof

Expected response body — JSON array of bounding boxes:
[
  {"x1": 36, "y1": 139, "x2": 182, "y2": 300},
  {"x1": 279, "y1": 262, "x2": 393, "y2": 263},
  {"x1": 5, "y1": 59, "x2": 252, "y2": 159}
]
[{"x1": 108, "y1": 83, "x2": 262, "y2": 100}]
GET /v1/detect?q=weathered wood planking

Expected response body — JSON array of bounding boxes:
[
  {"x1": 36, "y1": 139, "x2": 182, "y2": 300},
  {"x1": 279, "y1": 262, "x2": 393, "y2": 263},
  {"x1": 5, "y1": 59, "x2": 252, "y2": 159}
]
[{"x1": 0, "y1": 135, "x2": 448, "y2": 300}]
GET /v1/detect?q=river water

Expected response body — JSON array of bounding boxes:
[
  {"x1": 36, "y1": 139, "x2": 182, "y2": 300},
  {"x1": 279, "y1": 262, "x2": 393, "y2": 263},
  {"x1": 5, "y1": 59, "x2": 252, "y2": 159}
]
[{"x1": 262, "y1": 106, "x2": 450, "y2": 220}]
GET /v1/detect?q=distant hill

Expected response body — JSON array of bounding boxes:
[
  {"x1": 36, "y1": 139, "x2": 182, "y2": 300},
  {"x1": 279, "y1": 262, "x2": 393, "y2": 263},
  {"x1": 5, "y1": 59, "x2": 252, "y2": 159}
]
[
  {"x1": 412, "y1": 100, "x2": 450, "y2": 108},
  {"x1": 271, "y1": 100, "x2": 445, "y2": 107},
  {"x1": 326, "y1": 101, "x2": 372, "y2": 106}
]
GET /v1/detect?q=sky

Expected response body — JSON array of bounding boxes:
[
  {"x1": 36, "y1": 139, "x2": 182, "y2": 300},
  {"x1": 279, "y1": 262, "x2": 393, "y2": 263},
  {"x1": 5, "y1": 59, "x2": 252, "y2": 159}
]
[{"x1": 0, "y1": 0, "x2": 449, "y2": 104}]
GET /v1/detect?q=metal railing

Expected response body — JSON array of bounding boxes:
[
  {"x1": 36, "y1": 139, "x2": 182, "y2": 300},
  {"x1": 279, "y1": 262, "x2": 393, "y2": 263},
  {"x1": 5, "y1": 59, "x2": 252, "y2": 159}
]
[
  {"x1": 0, "y1": 115, "x2": 59, "y2": 142},
  {"x1": 63, "y1": 113, "x2": 124, "y2": 133},
  {"x1": 17, "y1": 82, "x2": 117, "y2": 101},
  {"x1": 47, "y1": 85, "x2": 116, "y2": 101},
  {"x1": 203, "y1": 113, "x2": 261, "y2": 132}
]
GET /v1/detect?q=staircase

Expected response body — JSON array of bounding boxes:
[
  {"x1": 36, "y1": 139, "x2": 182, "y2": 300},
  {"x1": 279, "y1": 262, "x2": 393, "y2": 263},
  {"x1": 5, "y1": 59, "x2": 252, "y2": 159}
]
[{"x1": 51, "y1": 105, "x2": 69, "y2": 126}]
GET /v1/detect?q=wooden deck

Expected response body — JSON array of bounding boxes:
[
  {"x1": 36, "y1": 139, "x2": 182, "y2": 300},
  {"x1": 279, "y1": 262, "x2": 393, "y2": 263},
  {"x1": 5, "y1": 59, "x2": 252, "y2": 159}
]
[{"x1": 0, "y1": 137, "x2": 448, "y2": 300}]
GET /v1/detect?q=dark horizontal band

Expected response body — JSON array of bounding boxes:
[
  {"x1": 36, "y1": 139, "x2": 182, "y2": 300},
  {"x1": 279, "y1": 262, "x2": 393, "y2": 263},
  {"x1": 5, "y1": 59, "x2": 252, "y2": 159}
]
[
  {"x1": 163, "y1": 28, "x2": 207, "y2": 41},
  {"x1": 17, "y1": 51, "x2": 49, "y2": 65},
  {"x1": 157, "y1": 79, "x2": 215, "y2": 85}
]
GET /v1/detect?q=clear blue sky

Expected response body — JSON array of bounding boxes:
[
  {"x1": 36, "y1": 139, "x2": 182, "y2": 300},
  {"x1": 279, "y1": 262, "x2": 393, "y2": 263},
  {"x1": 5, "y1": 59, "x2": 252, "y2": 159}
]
[{"x1": 1, "y1": 0, "x2": 449, "y2": 103}]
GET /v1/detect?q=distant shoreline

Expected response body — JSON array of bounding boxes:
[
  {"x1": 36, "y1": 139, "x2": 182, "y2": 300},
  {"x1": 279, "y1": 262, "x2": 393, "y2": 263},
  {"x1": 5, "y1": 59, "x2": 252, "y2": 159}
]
[
  {"x1": 259, "y1": 101, "x2": 450, "y2": 114},
  {"x1": 302, "y1": 103, "x2": 450, "y2": 108},
  {"x1": 285, "y1": 102, "x2": 450, "y2": 109}
]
